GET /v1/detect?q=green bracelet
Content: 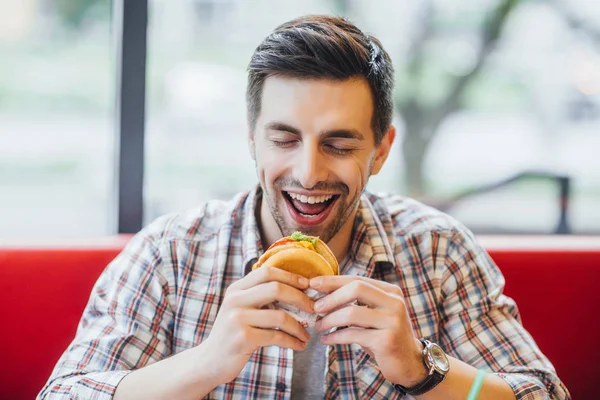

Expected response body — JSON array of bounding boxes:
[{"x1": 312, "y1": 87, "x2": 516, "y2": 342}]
[{"x1": 466, "y1": 369, "x2": 486, "y2": 400}]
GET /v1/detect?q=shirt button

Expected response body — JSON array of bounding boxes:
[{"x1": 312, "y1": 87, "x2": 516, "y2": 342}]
[{"x1": 276, "y1": 382, "x2": 287, "y2": 391}]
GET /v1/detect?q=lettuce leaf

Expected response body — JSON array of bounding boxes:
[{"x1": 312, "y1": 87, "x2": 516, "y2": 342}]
[{"x1": 290, "y1": 231, "x2": 319, "y2": 247}]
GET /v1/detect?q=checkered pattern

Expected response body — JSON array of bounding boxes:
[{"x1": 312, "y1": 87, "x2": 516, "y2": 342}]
[{"x1": 37, "y1": 186, "x2": 570, "y2": 399}]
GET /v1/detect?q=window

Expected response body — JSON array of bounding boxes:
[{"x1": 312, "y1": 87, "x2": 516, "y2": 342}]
[
  {"x1": 145, "y1": 0, "x2": 600, "y2": 234},
  {"x1": 3, "y1": 0, "x2": 598, "y2": 236},
  {"x1": 0, "y1": 0, "x2": 114, "y2": 237}
]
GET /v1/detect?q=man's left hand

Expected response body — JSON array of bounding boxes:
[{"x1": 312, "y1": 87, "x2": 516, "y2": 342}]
[{"x1": 310, "y1": 275, "x2": 428, "y2": 388}]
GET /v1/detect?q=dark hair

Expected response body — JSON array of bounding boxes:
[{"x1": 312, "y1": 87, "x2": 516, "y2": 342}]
[{"x1": 246, "y1": 15, "x2": 395, "y2": 145}]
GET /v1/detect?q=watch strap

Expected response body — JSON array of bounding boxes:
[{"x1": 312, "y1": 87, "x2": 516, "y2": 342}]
[{"x1": 393, "y1": 369, "x2": 445, "y2": 396}]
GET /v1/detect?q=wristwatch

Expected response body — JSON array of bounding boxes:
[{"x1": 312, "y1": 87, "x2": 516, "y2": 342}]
[{"x1": 393, "y1": 339, "x2": 450, "y2": 396}]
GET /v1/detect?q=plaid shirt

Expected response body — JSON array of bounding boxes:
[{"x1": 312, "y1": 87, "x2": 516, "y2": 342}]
[{"x1": 38, "y1": 186, "x2": 570, "y2": 400}]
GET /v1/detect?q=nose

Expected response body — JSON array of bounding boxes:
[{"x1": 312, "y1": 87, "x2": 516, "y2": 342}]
[{"x1": 294, "y1": 141, "x2": 328, "y2": 189}]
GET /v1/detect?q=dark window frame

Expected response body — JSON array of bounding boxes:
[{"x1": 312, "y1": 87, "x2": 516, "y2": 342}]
[{"x1": 113, "y1": 0, "x2": 148, "y2": 234}]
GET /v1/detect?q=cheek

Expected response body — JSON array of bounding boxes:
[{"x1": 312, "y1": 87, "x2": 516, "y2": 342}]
[
  {"x1": 256, "y1": 147, "x2": 287, "y2": 185},
  {"x1": 339, "y1": 157, "x2": 370, "y2": 191}
]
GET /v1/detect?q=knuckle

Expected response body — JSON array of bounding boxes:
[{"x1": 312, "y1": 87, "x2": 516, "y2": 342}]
[
  {"x1": 269, "y1": 281, "x2": 284, "y2": 297},
  {"x1": 256, "y1": 265, "x2": 270, "y2": 280},
  {"x1": 389, "y1": 285, "x2": 403, "y2": 296},
  {"x1": 275, "y1": 310, "x2": 288, "y2": 326},
  {"x1": 350, "y1": 281, "x2": 364, "y2": 297},
  {"x1": 262, "y1": 265, "x2": 278, "y2": 280},
  {"x1": 221, "y1": 294, "x2": 234, "y2": 308},
  {"x1": 238, "y1": 327, "x2": 253, "y2": 344},
  {"x1": 225, "y1": 283, "x2": 238, "y2": 296},
  {"x1": 223, "y1": 291, "x2": 242, "y2": 307},
  {"x1": 346, "y1": 306, "x2": 359, "y2": 320},
  {"x1": 392, "y1": 297, "x2": 406, "y2": 314},
  {"x1": 227, "y1": 309, "x2": 244, "y2": 324}
]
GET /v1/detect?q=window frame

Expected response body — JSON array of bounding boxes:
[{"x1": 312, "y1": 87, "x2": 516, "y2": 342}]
[{"x1": 113, "y1": 0, "x2": 148, "y2": 233}]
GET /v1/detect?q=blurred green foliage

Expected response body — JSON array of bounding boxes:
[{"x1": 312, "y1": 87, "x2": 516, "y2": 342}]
[{"x1": 53, "y1": 0, "x2": 110, "y2": 30}]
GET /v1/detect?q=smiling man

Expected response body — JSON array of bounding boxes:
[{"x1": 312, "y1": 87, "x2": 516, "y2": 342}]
[
  {"x1": 39, "y1": 15, "x2": 570, "y2": 400},
  {"x1": 252, "y1": 76, "x2": 388, "y2": 263}
]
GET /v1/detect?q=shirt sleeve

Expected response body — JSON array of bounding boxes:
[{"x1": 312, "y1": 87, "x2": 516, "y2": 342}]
[
  {"x1": 37, "y1": 228, "x2": 174, "y2": 400},
  {"x1": 437, "y1": 228, "x2": 571, "y2": 400}
]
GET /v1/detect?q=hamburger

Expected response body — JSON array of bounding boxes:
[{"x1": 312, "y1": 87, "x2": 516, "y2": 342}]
[
  {"x1": 252, "y1": 231, "x2": 339, "y2": 278},
  {"x1": 252, "y1": 231, "x2": 339, "y2": 327}
]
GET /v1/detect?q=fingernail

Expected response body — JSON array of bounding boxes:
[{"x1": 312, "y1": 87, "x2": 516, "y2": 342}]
[{"x1": 299, "y1": 277, "x2": 308, "y2": 286}]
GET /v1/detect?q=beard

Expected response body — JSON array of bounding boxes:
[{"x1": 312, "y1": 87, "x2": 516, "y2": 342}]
[{"x1": 260, "y1": 176, "x2": 362, "y2": 244}]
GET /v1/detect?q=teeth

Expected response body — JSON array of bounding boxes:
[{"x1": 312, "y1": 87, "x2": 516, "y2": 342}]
[
  {"x1": 299, "y1": 213, "x2": 318, "y2": 218},
  {"x1": 288, "y1": 192, "x2": 334, "y2": 204}
]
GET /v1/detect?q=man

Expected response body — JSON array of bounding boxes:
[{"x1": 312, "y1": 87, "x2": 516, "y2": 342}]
[{"x1": 39, "y1": 15, "x2": 569, "y2": 399}]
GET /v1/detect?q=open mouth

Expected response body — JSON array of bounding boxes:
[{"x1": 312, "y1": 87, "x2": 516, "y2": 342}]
[{"x1": 283, "y1": 191, "x2": 339, "y2": 226}]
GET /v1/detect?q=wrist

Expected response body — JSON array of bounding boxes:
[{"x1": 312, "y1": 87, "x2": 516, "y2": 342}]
[
  {"x1": 393, "y1": 339, "x2": 450, "y2": 397},
  {"x1": 398, "y1": 338, "x2": 429, "y2": 387},
  {"x1": 114, "y1": 344, "x2": 221, "y2": 400},
  {"x1": 389, "y1": 338, "x2": 428, "y2": 387},
  {"x1": 185, "y1": 342, "x2": 224, "y2": 389},
  {"x1": 190, "y1": 340, "x2": 227, "y2": 388}
]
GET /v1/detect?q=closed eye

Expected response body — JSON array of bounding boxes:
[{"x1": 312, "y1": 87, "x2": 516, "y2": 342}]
[
  {"x1": 271, "y1": 139, "x2": 298, "y2": 148},
  {"x1": 325, "y1": 144, "x2": 354, "y2": 155}
]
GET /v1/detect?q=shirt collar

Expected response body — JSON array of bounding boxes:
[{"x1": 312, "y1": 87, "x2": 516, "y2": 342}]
[
  {"x1": 342, "y1": 192, "x2": 396, "y2": 277},
  {"x1": 241, "y1": 185, "x2": 264, "y2": 274}
]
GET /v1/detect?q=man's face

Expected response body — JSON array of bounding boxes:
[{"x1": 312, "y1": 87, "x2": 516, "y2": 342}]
[{"x1": 249, "y1": 76, "x2": 394, "y2": 243}]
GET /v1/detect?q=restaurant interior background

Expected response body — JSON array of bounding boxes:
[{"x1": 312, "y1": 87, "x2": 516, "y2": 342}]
[{"x1": 1, "y1": 0, "x2": 599, "y2": 238}]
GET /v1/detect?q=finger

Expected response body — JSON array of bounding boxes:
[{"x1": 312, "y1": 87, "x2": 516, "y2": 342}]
[
  {"x1": 315, "y1": 305, "x2": 387, "y2": 332},
  {"x1": 326, "y1": 326, "x2": 376, "y2": 358},
  {"x1": 236, "y1": 281, "x2": 314, "y2": 313},
  {"x1": 254, "y1": 327, "x2": 308, "y2": 351},
  {"x1": 319, "y1": 326, "x2": 372, "y2": 347},
  {"x1": 314, "y1": 280, "x2": 391, "y2": 313},
  {"x1": 230, "y1": 265, "x2": 309, "y2": 291},
  {"x1": 309, "y1": 275, "x2": 358, "y2": 293},
  {"x1": 310, "y1": 275, "x2": 403, "y2": 296},
  {"x1": 245, "y1": 309, "x2": 310, "y2": 342}
]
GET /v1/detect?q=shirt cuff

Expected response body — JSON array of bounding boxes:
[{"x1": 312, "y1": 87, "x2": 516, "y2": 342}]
[
  {"x1": 496, "y1": 372, "x2": 568, "y2": 400},
  {"x1": 69, "y1": 370, "x2": 133, "y2": 400}
]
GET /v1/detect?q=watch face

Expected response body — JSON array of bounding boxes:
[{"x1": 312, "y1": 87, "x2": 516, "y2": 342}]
[{"x1": 429, "y1": 344, "x2": 450, "y2": 373}]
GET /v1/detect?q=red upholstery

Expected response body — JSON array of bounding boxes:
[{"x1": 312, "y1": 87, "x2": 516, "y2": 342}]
[
  {"x1": 0, "y1": 238, "x2": 131, "y2": 400},
  {"x1": 0, "y1": 236, "x2": 598, "y2": 400},
  {"x1": 486, "y1": 245, "x2": 600, "y2": 400}
]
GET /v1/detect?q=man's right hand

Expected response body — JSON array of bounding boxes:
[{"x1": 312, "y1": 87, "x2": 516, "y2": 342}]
[
  {"x1": 197, "y1": 266, "x2": 314, "y2": 385},
  {"x1": 114, "y1": 266, "x2": 313, "y2": 400}
]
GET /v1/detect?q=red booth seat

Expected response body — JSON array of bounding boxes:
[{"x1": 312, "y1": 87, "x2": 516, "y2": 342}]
[{"x1": 0, "y1": 235, "x2": 598, "y2": 400}]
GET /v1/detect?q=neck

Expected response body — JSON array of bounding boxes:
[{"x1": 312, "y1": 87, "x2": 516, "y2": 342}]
[
  {"x1": 324, "y1": 211, "x2": 355, "y2": 263},
  {"x1": 257, "y1": 194, "x2": 358, "y2": 264}
]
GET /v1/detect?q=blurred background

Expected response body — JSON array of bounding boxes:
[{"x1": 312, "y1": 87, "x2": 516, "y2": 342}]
[{"x1": 1, "y1": 0, "x2": 599, "y2": 238}]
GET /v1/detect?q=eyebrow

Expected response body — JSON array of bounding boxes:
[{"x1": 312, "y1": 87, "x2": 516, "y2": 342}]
[{"x1": 264, "y1": 122, "x2": 365, "y2": 141}]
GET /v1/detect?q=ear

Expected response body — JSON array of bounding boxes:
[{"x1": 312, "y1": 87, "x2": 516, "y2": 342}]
[
  {"x1": 248, "y1": 133, "x2": 256, "y2": 160},
  {"x1": 371, "y1": 125, "x2": 396, "y2": 176},
  {"x1": 247, "y1": 114, "x2": 256, "y2": 161}
]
